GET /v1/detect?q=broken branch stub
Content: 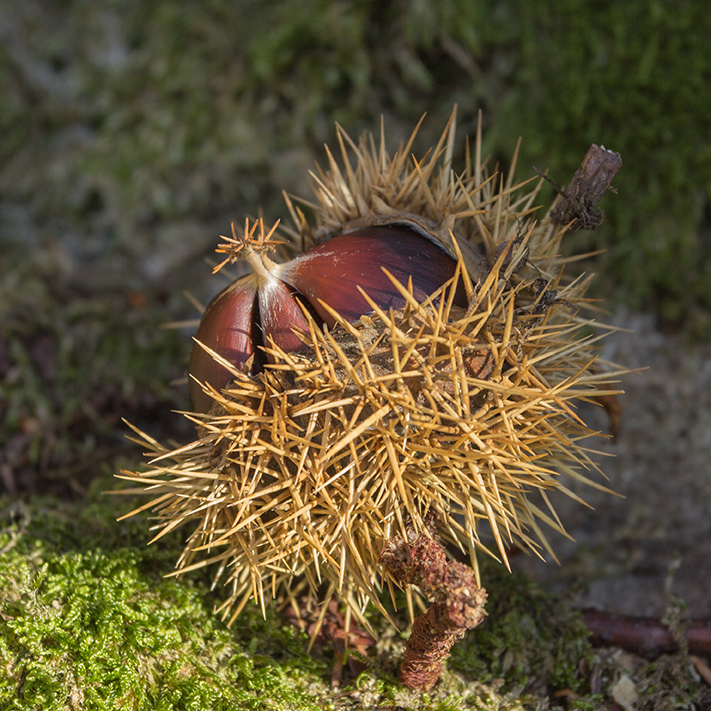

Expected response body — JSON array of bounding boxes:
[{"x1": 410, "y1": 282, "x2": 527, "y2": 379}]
[{"x1": 541, "y1": 144, "x2": 622, "y2": 232}]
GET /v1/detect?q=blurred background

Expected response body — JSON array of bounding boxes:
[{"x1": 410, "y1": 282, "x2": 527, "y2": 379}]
[{"x1": 1, "y1": 0, "x2": 710, "y2": 615}]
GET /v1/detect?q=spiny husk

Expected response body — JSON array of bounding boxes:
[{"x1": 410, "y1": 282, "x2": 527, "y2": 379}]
[{"x1": 118, "y1": 111, "x2": 623, "y2": 633}]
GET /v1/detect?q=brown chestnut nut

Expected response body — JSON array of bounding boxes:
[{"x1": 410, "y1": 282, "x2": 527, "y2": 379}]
[{"x1": 189, "y1": 225, "x2": 467, "y2": 412}]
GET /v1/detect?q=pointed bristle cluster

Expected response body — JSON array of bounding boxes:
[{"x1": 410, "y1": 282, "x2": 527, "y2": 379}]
[
  {"x1": 212, "y1": 216, "x2": 285, "y2": 274},
  {"x1": 119, "y1": 111, "x2": 622, "y2": 632}
]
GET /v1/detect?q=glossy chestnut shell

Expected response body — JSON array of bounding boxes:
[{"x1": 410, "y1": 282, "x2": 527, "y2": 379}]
[{"x1": 189, "y1": 225, "x2": 467, "y2": 412}]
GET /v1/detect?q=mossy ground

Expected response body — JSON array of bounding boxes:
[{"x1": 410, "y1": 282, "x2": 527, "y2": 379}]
[
  {"x1": 1, "y1": 0, "x2": 710, "y2": 708},
  {"x1": 0, "y1": 480, "x2": 639, "y2": 709},
  {"x1": 0, "y1": 481, "x2": 331, "y2": 710},
  {"x1": 3, "y1": 482, "x2": 708, "y2": 709}
]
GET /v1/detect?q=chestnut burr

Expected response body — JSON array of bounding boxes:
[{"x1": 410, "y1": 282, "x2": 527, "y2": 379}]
[{"x1": 121, "y1": 112, "x2": 625, "y2": 688}]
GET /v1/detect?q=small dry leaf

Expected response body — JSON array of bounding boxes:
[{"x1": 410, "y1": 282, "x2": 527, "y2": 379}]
[{"x1": 611, "y1": 673, "x2": 639, "y2": 711}]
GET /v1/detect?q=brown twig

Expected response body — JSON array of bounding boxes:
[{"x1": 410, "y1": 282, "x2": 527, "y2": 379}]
[
  {"x1": 581, "y1": 608, "x2": 711, "y2": 658},
  {"x1": 380, "y1": 527, "x2": 487, "y2": 691},
  {"x1": 537, "y1": 144, "x2": 622, "y2": 232}
]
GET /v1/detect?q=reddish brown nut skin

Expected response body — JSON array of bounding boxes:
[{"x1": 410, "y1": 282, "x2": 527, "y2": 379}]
[
  {"x1": 189, "y1": 276, "x2": 257, "y2": 413},
  {"x1": 189, "y1": 226, "x2": 467, "y2": 412},
  {"x1": 281, "y1": 227, "x2": 468, "y2": 324},
  {"x1": 257, "y1": 279, "x2": 311, "y2": 358}
]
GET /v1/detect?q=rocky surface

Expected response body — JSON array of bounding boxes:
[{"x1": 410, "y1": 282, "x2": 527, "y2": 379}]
[{"x1": 515, "y1": 311, "x2": 711, "y2": 619}]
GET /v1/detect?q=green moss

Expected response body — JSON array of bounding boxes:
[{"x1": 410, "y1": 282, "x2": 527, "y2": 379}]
[
  {"x1": 0, "y1": 475, "x2": 598, "y2": 709},
  {"x1": 5, "y1": 483, "x2": 706, "y2": 709},
  {"x1": 568, "y1": 697, "x2": 605, "y2": 711},
  {"x1": 3, "y1": 483, "x2": 579, "y2": 710},
  {"x1": 446, "y1": 559, "x2": 592, "y2": 695},
  {"x1": 0, "y1": 485, "x2": 331, "y2": 710},
  {"x1": 460, "y1": 0, "x2": 711, "y2": 327},
  {"x1": 0, "y1": 550, "x2": 329, "y2": 709}
]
